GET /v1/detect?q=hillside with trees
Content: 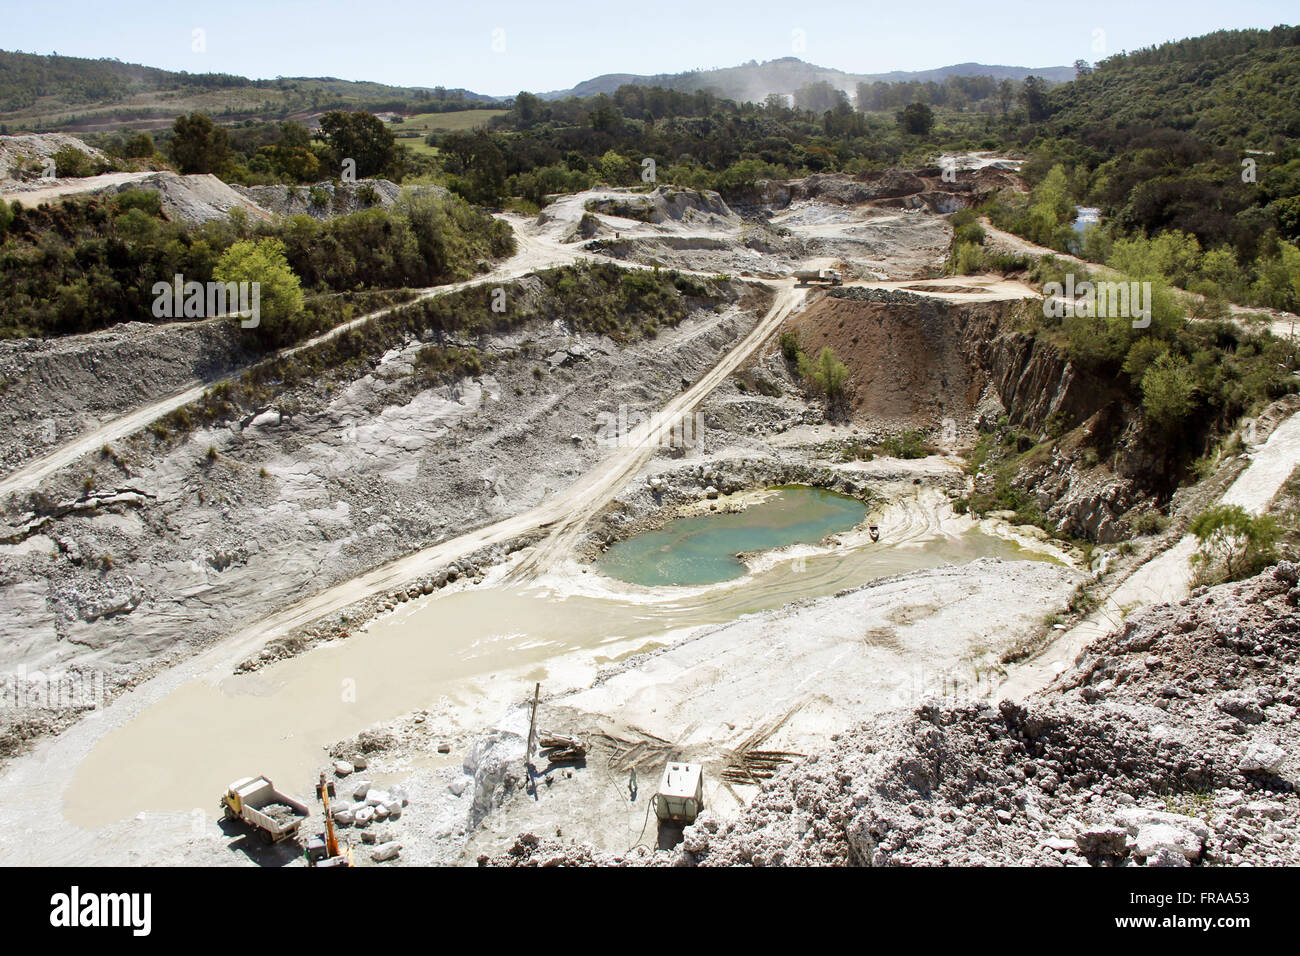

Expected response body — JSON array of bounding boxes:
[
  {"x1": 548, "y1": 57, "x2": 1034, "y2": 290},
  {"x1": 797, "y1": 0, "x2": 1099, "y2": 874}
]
[
  {"x1": 0, "y1": 49, "x2": 496, "y2": 134},
  {"x1": 980, "y1": 25, "x2": 1300, "y2": 313}
]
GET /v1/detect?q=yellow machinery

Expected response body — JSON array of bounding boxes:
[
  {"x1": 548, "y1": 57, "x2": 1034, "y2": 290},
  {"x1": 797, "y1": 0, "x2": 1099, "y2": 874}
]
[
  {"x1": 306, "y1": 771, "x2": 354, "y2": 867},
  {"x1": 222, "y1": 776, "x2": 309, "y2": 844}
]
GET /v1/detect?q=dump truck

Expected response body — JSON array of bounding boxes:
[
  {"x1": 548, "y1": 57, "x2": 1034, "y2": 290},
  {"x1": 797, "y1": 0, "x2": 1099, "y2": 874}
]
[
  {"x1": 792, "y1": 268, "x2": 843, "y2": 286},
  {"x1": 652, "y1": 762, "x2": 705, "y2": 825},
  {"x1": 221, "y1": 776, "x2": 310, "y2": 844}
]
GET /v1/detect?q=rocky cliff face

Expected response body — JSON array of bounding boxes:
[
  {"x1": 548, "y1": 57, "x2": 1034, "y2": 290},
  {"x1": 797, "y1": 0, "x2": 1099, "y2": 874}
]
[
  {"x1": 955, "y1": 300, "x2": 1149, "y2": 541},
  {"x1": 231, "y1": 178, "x2": 419, "y2": 220},
  {"x1": 732, "y1": 167, "x2": 1021, "y2": 216},
  {"x1": 804, "y1": 287, "x2": 1164, "y2": 542}
]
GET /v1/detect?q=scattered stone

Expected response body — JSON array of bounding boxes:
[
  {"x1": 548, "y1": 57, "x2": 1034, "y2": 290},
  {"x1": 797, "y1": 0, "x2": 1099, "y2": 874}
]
[
  {"x1": 1133, "y1": 823, "x2": 1202, "y2": 862},
  {"x1": 1238, "y1": 740, "x2": 1286, "y2": 774},
  {"x1": 1075, "y1": 826, "x2": 1128, "y2": 857}
]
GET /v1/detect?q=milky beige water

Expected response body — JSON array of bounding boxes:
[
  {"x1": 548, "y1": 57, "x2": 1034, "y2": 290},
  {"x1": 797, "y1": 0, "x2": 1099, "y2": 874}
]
[{"x1": 65, "y1": 528, "x2": 1041, "y2": 827}]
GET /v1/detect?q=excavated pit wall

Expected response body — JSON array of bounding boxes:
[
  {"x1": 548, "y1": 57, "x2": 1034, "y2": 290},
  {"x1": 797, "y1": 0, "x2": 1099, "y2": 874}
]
[
  {"x1": 816, "y1": 287, "x2": 1147, "y2": 541},
  {"x1": 0, "y1": 283, "x2": 760, "y2": 705}
]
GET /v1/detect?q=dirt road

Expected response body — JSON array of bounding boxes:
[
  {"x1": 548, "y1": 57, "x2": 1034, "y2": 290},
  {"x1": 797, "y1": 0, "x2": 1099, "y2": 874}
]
[
  {"x1": 508, "y1": 283, "x2": 807, "y2": 578},
  {"x1": 0, "y1": 200, "x2": 1020, "y2": 503},
  {"x1": 0, "y1": 230, "x2": 586, "y2": 501},
  {"x1": 1, "y1": 171, "x2": 156, "y2": 205}
]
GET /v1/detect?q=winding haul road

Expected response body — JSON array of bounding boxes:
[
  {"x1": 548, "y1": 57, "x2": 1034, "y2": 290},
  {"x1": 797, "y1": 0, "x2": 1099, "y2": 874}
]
[{"x1": 0, "y1": 228, "x2": 587, "y2": 501}]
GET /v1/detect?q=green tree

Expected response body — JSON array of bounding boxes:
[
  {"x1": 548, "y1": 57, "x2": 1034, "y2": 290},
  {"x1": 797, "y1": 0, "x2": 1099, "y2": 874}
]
[
  {"x1": 440, "y1": 129, "x2": 507, "y2": 204},
  {"x1": 52, "y1": 145, "x2": 96, "y2": 177},
  {"x1": 1019, "y1": 75, "x2": 1050, "y2": 122},
  {"x1": 1029, "y1": 164, "x2": 1073, "y2": 231},
  {"x1": 1141, "y1": 351, "x2": 1196, "y2": 430},
  {"x1": 265, "y1": 121, "x2": 321, "y2": 182},
  {"x1": 598, "y1": 150, "x2": 635, "y2": 186},
  {"x1": 214, "y1": 238, "x2": 304, "y2": 345},
  {"x1": 896, "y1": 102, "x2": 935, "y2": 136},
  {"x1": 1189, "y1": 504, "x2": 1279, "y2": 582},
  {"x1": 167, "y1": 112, "x2": 232, "y2": 175},
  {"x1": 798, "y1": 345, "x2": 850, "y2": 400},
  {"x1": 996, "y1": 79, "x2": 1015, "y2": 117},
  {"x1": 317, "y1": 110, "x2": 396, "y2": 179},
  {"x1": 1107, "y1": 231, "x2": 1202, "y2": 285},
  {"x1": 514, "y1": 91, "x2": 545, "y2": 127},
  {"x1": 123, "y1": 132, "x2": 155, "y2": 159},
  {"x1": 1122, "y1": 338, "x2": 1167, "y2": 381}
]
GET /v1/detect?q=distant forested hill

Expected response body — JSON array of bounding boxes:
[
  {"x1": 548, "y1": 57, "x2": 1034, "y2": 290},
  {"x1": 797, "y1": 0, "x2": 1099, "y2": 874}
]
[
  {"x1": 0, "y1": 50, "x2": 495, "y2": 132},
  {"x1": 0, "y1": 51, "x2": 249, "y2": 112},
  {"x1": 543, "y1": 56, "x2": 1074, "y2": 103}
]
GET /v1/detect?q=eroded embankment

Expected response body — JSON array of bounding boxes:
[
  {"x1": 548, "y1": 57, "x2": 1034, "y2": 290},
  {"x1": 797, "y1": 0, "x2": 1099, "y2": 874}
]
[
  {"x1": 0, "y1": 319, "x2": 255, "y2": 478},
  {"x1": 781, "y1": 286, "x2": 1199, "y2": 543}
]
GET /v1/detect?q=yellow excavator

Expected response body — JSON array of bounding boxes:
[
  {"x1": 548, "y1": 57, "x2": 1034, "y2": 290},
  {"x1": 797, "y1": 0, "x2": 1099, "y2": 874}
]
[{"x1": 305, "y1": 771, "x2": 354, "y2": 867}]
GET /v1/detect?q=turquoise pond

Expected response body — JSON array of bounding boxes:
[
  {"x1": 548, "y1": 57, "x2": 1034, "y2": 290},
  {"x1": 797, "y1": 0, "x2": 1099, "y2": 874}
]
[{"x1": 596, "y1": 486, "x2": 869, "y2": 587}]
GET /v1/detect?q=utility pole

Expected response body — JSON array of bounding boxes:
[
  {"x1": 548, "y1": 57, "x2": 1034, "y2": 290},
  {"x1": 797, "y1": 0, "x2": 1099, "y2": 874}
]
[{"x1": 526, "y1": 682, "x2": 540, "y2": 765}]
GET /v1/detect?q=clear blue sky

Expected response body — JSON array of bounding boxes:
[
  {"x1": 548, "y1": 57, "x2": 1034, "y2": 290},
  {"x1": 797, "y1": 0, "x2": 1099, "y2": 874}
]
[{"x1": 4, "y1": 0, "x2": 1295, "y2": 96}]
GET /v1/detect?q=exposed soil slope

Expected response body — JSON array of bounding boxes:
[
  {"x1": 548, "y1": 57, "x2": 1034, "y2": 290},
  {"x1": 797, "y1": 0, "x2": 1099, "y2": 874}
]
[{"x1": 781, "y1": 293, "x2": 989, "y2": 427}]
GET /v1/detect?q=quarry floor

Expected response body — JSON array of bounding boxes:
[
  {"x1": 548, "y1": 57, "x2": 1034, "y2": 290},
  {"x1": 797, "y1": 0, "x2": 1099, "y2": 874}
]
[{"x1": 0, "y1": 171, "x2": 1293, "y2": 866}]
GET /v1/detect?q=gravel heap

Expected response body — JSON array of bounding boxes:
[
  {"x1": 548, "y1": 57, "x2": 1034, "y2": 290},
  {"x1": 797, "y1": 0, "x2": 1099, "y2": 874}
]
[{"x1": 481, "y1": 562, "x2": 1300, "y2": 866}]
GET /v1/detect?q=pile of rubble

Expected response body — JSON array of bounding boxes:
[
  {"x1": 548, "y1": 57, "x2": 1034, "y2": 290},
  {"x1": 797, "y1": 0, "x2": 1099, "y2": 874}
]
[
  {"x1": 0, "y1": 133, "x2": 107, "y2": 179},
  {"x1": 327, "y1": 761, "x2": 409, "y2": 864}
]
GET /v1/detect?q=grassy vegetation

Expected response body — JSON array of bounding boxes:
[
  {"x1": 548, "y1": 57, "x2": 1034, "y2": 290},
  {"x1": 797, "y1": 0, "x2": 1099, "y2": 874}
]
[
  {"x1": 402, "y1": 109, "x2": 509, "y2": 133},
  {"x1": 945, "y1": 208, "x2": 1032, "y2": 275},
  {"x1": 954, "y1": 423, "x2": 1061, "y2": 536},
  {"x1": 1189, "y1": 504, "x2": 1280, "y2": 585},
  {"x1": 387, "y1": 110, "x2": 508, "y2": 159},
  {"x1": 956, "y1": 300, "x2": 1291, "y2": 540},
  {"x1": 952, "y1": 248, "x2": 1298, "y2": 510},
  {"x1": 875, "y1": 430, "x2": 933, "y2": 459},
  {"x1": 777, "y1": 331, "x2": 850, "y2": 416}
]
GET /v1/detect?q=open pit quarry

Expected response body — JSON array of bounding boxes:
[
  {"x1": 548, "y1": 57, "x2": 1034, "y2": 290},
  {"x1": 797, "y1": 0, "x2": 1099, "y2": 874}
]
[{"x1": 0, "y1": 151, "x2": 1296, "y2": 868}]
